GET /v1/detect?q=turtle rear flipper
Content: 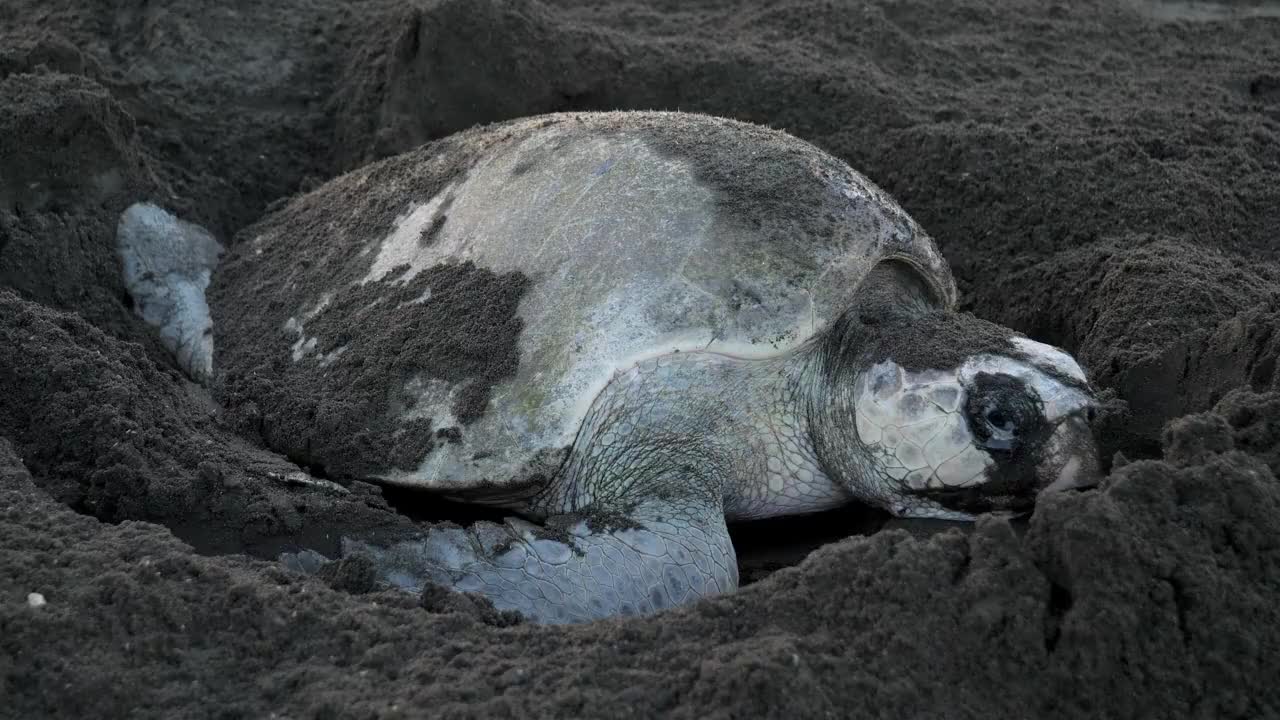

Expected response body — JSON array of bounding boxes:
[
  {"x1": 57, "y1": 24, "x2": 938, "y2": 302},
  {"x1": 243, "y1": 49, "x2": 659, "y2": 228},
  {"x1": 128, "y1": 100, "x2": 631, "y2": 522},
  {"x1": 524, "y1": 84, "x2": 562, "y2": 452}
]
[
  {"x1": 116, "y1": 202, "x2": 223, "y2": 381},
  {"x1": 327, "y1": 498, "x2": 737, "y2": 625}
]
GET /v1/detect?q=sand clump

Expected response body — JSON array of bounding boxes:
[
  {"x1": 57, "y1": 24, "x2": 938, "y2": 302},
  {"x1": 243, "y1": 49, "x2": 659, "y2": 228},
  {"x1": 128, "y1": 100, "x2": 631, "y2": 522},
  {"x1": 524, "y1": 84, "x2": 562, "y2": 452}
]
[{"x1": 2, "y1": 0, "x2": 1280, "y2": 717}]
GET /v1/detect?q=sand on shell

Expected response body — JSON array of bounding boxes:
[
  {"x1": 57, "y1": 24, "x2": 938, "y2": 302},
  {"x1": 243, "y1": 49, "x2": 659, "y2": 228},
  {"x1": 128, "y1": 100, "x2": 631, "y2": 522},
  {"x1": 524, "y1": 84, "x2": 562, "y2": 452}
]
[{"x1": 3, "y1": 0, "x2": 1280, "y2": 717}]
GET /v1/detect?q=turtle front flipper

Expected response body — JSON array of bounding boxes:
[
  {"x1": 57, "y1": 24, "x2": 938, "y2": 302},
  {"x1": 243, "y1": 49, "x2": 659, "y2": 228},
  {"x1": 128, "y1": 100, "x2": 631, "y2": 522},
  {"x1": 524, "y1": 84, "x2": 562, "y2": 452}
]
[{"x1": 320, "y1": 499, "x2": 737, "y2": 625}]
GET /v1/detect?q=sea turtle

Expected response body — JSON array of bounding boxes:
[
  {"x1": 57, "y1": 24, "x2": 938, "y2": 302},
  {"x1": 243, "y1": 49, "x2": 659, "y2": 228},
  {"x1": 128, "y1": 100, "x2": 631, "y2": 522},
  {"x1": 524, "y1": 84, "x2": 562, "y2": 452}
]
[{"x1": 119, "y1": 111, "x2": 1099, "y2": 624}]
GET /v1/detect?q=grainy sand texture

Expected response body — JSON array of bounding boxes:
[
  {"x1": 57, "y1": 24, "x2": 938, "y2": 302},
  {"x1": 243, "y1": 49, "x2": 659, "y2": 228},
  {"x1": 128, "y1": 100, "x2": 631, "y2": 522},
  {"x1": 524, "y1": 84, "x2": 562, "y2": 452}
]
[{"x1": 2, "y1": 1, "x2": 1279, "y2": 717}]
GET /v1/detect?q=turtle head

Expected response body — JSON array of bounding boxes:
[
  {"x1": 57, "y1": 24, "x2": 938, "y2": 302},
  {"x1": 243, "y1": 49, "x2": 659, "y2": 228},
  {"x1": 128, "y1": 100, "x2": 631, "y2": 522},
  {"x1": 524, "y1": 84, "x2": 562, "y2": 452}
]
[
  {"x1": 809, "y1": 263, "x2": 1100, "y2": 520},
  {"x1": 835, "y1": 345, "x2": 1098, "y2": 519}
]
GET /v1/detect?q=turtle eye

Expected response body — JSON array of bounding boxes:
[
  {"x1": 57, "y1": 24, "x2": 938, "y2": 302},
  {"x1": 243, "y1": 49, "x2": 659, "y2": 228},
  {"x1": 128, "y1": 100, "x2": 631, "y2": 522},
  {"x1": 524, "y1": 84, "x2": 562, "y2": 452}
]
[
  {"x1": 983, "y1": 404, "x2": 1014, "y2": 433},
  {"x1": 966, "y1": 373, "x2": 1043, "y2": 453},
  {"x1": 979, "y1": 399, "x2": 1019, "y2": 450}
]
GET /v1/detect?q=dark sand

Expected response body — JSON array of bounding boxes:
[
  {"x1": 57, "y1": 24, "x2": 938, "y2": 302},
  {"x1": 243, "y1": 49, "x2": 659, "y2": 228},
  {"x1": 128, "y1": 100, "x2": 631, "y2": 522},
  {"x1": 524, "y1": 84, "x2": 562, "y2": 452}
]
[{"x1": 3, "y1": 0, "x2": 1280, "y2": 717}]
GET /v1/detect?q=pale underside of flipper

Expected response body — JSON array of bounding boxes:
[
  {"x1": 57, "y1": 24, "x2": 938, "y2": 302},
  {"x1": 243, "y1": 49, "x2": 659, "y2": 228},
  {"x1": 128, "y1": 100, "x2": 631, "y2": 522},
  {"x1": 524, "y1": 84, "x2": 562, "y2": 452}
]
[
  {"x1": 297, "y1": 496, "x2": 738, "y2": 625},
  {"x1": 116, "y1": 202, "x2": 223, "y2": 381}
]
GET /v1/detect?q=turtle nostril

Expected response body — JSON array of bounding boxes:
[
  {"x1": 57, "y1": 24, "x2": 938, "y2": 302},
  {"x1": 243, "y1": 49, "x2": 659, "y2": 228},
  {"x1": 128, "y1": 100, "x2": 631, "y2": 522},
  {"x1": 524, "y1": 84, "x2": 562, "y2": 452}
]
[{"x1": 1085, "y1": 406, "x2": 1099, "y2": 423}]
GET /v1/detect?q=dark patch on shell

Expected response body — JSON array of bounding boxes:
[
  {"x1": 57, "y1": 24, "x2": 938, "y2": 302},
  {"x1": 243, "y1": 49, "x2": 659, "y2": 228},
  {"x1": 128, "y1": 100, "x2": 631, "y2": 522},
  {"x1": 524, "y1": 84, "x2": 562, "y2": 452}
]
[
  {"x1": 452, "y1": 380, "x2": 493, "y2": 426},
  {"x1": 216, "y1": 259, "x2": 528, "y2": 481},
  {"x1": 211, "y1": 127, "x2": 534, "y2": 482}
]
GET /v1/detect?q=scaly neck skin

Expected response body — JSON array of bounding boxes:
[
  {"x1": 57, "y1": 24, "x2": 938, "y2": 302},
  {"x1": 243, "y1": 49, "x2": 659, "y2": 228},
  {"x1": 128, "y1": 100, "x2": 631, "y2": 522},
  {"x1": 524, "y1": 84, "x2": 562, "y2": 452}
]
[
  {"x1": 548, "y1": 343, "x2": 851, "y2": 521},
  {"x1": 720, "y1": 345, "x2": 852, "y2": 520}
]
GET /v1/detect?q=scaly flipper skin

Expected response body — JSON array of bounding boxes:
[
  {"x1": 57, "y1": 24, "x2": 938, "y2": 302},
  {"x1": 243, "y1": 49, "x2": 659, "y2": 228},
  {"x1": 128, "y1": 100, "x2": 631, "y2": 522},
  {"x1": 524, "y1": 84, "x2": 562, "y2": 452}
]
[{"x1": 341, "y1": 498, "x2": 736, "y2": 624}]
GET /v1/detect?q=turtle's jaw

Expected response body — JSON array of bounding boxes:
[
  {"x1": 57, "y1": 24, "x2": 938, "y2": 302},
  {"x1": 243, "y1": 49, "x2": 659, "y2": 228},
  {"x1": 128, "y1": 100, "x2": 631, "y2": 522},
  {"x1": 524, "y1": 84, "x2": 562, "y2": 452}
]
[
  {"x1": 899, "y1": 410, "x2": 1100, "y2": 519},
  {"x1": 1035, "y1": 413, "x2": 1101, "y2": 496}
]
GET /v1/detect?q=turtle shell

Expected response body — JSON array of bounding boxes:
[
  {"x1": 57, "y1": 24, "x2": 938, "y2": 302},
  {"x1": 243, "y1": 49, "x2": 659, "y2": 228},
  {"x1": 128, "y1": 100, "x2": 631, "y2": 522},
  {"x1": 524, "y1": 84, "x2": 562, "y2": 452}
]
[{"x1": 209, "y1": 111, "x2": 957, "y2": 495}]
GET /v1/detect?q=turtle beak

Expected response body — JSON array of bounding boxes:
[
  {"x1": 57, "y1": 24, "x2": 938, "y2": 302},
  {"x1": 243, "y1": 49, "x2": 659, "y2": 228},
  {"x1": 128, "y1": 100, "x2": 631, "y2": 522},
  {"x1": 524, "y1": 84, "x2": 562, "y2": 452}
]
[{"x1": 1036, "y1": 411, "x2": 1101, "y2": 495}]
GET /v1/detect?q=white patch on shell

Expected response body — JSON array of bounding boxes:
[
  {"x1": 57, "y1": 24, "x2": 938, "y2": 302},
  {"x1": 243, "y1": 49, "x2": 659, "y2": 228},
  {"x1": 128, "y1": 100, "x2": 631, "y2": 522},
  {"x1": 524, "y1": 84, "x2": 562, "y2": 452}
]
[
  {"x1": 306, "y1": 293, "x2": 333, "y2": 319},
  {"x1": 284, "y1": 316, "x2": 323, "y2": 363},
  {"x1": 364, "y1": 187, "x2": 459, "y2": 284},
  {"x1": 400, "y1": 376, "x2": 461, "y2": 429},
  {"x1": 293, "y1": 335, "x2": 318, "y2": 361},
  {"x1": 283, "y1": 290, "x2": 342, "y2": 363},
  {"x1": 854, "y1": 360, "x2": 992, "y2": 490},
  {"x1": 396, "y1": 377, "x2": 470, "y2": 481},
  {"x1": 318, "y1": 345, "x2": 347, "y2": 366}
]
